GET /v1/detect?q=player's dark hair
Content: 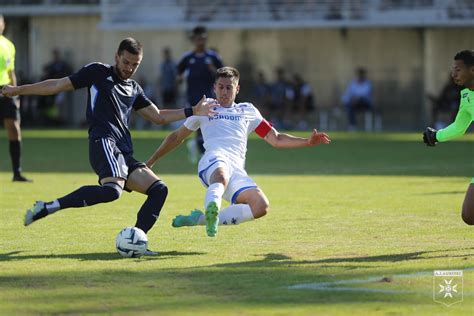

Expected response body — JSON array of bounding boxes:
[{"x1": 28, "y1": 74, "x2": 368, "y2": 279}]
[
  {"x1": 454, "y1": 50, "x2": 474, "y2": 66},
  {"x1": 117, "y1": 37, "x2": 143, "y2": 56},
  {"x1": 216, "y1": 67, "x2": 240, "y2": 82},
  {"x1": 191, "y1": 25, "x2": 207, "y2": 39}
]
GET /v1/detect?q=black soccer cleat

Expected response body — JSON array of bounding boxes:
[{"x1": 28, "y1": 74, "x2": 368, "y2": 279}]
[{"x1": 13, "y1": 174, "x2": 33, "y2": 182}]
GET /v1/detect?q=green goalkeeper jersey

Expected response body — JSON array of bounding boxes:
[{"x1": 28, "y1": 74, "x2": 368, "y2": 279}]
[{"x1": 437, "y1": 88, "x2": 474, "y2": 142}]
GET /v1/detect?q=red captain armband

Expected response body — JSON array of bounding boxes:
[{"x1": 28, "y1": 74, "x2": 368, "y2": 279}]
[{"x1": 255, "y1": 119, "x2": 272, "y2": 138}]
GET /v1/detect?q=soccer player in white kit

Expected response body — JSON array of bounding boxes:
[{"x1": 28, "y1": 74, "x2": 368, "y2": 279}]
[{"x1": 147, "y1": 66, "x2": 331, "y2": 237}]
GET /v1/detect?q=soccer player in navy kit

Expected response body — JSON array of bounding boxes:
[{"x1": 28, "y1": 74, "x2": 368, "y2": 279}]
[
  {"x1": 2, "y1": 38, "x2": 217, "y2": 253},
  {"x1": 177, "y1": 26, "x2": 224, "y2": 161}
]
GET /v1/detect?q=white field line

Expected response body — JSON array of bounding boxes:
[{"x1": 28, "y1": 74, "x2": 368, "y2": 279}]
[{"x1": 288, "y1": 267, "x2": 474, "y2": 293}]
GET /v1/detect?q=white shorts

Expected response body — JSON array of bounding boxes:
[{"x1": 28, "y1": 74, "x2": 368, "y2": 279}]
[{"x1": 198, "y1": 152, "x2": 258, "y2": 204}]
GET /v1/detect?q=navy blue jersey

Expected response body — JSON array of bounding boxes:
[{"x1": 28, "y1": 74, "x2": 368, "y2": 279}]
[
  {"x1": 177, "y1": 50, "x2": 224, "y2": 105},
  {"x1": 69, "y1": 63, "x2": 152, "y2": 154}
]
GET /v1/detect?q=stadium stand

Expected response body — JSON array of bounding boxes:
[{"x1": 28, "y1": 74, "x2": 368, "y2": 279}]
[
  {"x1": 95, "y1": 0, "x2": 474, "y2": 29},
  {"x1": 1, "y1": 0, "x2": 473, "y2": 130},
  {"x1": 1, "y1": 0, "x2": 473, "y2": 27}
]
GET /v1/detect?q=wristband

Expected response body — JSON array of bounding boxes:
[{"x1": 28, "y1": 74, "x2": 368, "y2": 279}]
[{"x1": 184, "y1": 107, "x2": 193, "y2": 118}]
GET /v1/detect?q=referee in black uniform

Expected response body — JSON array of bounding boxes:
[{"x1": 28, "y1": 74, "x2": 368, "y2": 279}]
[{"x1": 0, "y1": 15, "x2": 31, "y2": 181}]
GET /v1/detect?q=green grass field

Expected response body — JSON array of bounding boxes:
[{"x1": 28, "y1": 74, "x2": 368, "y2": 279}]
[{"x1": 0, "y1": 130, "x2": 473, "y2": 315}]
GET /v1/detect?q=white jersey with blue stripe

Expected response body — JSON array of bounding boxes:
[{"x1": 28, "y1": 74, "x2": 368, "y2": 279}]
[{"x1": 184, "y1": 102, "x2": 263, "y2": 166}]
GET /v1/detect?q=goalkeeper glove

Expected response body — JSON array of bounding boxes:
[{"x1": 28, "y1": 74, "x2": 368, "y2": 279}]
[{"x1": 423, "y1": 127, "x2": 438, "y2": 146}]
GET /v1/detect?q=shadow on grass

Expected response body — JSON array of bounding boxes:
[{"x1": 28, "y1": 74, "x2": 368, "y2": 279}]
[
  {"x1": 2, "y1": 248, "x2": 471, "y2": 265},
  {"x1": 417, "y1": 191, "x2": 466, "y2": 195},
  {"x1": 201, "y1": 248, "x2": 474, "y2": 270},
  {"x1": 0, "y1": 250, "x2": 206, "y2": 262},
  {"x1": 1, "y1": 249, "x2": 473, "y2": 314}
]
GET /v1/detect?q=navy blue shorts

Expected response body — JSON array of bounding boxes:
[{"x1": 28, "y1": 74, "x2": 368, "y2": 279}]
[
  {"x1": 89, "y1": 137, "x2": 145, "y2": 182},
  {"x1": 0, "y1": 94, "x2": 19, "y2": 120}
]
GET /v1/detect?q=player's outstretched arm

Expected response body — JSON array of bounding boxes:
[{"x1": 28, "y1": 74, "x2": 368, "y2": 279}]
[
  {"x1": 423, "y1": 105, "x2": 472, "y2": 146},
  {"x1": 264, "y1": 128, "x2": 331, "y2": 148},
  {"x1": 435, "y1": 106, "x2": 473, "y2": 142},
  {"x1": 146, "y1": 125, "x2": 194, "y2": 168},
  {"x1": 138, "y1": 95, "x2": 218, "y2": 125},
  {"x1": 1, "y1": 77, "x2": 74, "y2": 97}
]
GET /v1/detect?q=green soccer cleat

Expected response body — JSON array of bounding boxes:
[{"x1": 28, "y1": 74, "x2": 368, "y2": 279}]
[
  {"x1": 24, "y1": 201, "x2": 48, "y2": 226},
  {"x1": 172, "y1": 209, "x2": 203, "y2": 228},
  {"x1": 205, "y1": 201, "x2": 219, "y2": 237}
]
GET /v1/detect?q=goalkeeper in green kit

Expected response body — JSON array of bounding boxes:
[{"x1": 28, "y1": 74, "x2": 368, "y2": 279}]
[{"x1": 423, "y1": 50, "x2": 474, "y2": 225}]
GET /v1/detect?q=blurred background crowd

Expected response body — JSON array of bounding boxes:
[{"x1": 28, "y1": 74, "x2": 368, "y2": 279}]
[{"x1": 2, "y1": 0, "x2": 474, "y2": 131}]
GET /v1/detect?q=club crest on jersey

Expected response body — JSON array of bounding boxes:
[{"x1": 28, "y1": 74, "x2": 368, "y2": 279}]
[{"x1": 462, "y1": 93, "x2": 470, "y2": 103}]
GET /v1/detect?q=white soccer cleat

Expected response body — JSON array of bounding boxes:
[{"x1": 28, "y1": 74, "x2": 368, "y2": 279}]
[{"x1": 24, "y1": 201, "x2": 46, "y2": 226}]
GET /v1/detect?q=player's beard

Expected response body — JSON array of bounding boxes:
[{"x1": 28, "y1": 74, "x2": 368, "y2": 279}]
[{"x1": 115, "y1": 66, "x2": 132, "y2": 80}]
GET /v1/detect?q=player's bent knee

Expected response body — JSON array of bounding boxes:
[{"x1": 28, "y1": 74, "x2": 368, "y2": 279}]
[
  {"x1": 252, "y1": 200, "x2": 270, "y2": 218},
  {"x1": 147, "y1": 180, "x2": 168, "y2": 199},
  {"x1": 461, "y1": 209, "x2": 474, "y2": 225},
  {"x1": 102, "y1": 182, "x2": 123, "y2": 202},
  {"x1": 461, "y1": 198, "x2": 474, "y2": 225},
  {"x1": 461, "y1": 214, "x2": 474, "y2": 225},
  {"x1": 262, "y1": 200, "x2": 270, "y2": 215}
]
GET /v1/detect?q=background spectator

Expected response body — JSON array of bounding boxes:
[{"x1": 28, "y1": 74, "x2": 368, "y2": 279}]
[
  {"x1": 341, "y1": 67, "x2": 373, "y2": 131},
  {"x1": 291, "y1": 73, "x2": 316, "y2": 130},
  {"x1": 427, "y1": 74, "x2": 461, "y2": 129},
  {"x1": 269, "y1": 67, "x2": 292, "y2": 129},
  {"x1": 251, "y1": 71, "x2": 271, "y2": 117},
  {"x1": 38, "y1": 48, "x2": 73, "y2": 125},
  {"x1": 159, "y1": 47, "x2": 178, "y2": 108}
]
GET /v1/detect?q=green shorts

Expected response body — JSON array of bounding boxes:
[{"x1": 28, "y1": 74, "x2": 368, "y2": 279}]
[{"x1": 471, "y1": 178, "x2": 474, "y2": 184}]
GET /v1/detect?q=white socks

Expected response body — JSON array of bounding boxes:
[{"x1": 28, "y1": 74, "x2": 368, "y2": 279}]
[
  {"x1": 197, "y1": 204, "x2": 254, "y2": 225},
  {"x1": 200, "y1": 183, "x2": 255, "y2": 226},
  {"x1": 219, "y1": 204, "x2": 255, "y2": 225},
  {"x1": 204, "y1": 183, "x2": 225, "y2": 210},
  {"x1": 45, "y1": 200, "x2": 61, "y2": 214}
]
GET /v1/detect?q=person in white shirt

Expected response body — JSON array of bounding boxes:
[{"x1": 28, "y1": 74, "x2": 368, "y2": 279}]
[
  {"x1": 146, "y1": 66, "x2": 331, "y2": 237},
  {"x1": 341, "y1": 67, "x2": 373, "y2": 130}
]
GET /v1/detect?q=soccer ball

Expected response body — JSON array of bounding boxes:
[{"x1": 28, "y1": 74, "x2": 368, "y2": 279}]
[{"x1": 115, "y1": 227, "x2": 148, "y2": 258}]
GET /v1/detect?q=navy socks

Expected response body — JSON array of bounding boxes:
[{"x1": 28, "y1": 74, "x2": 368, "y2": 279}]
[
  {"x1": 57, "y1": 183, "x2": 122, "y2": 209},
  {"x1": 135, "y1": 181, "x2": 168, "y2": 233}
]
